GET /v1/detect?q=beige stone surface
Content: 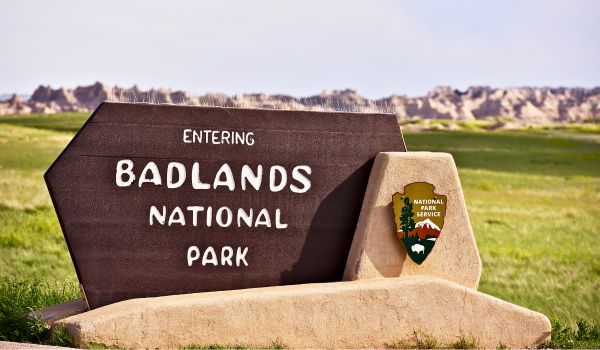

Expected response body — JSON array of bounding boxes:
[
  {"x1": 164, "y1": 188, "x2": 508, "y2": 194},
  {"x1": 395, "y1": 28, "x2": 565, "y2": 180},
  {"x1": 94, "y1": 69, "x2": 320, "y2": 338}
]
[
  {"x1": 59, "y1": 276, "x2": 549, "y2": 349},
  {"x1": 344, "y1": 152, "x2": 482, "y2": 289}
]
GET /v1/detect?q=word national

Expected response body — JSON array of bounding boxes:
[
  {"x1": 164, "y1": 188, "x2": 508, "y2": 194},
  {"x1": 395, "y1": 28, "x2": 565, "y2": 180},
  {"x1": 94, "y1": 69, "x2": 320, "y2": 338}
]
[
  {"x1": 149, "y1": 206, "x2": 288, "y2": 229},
  {"x1": 413, "y1": 198, "x2": 444, "y2": 205}
]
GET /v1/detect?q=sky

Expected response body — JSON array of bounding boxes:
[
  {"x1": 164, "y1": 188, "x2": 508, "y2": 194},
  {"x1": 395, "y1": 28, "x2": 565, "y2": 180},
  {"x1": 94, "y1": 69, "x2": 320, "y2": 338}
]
[{"x1": 0, "y1": 0, "x2": 599, "y2": 98}]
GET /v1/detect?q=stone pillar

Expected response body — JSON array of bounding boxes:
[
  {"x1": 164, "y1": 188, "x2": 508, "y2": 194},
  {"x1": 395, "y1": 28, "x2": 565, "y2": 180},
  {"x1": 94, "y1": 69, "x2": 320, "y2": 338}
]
[{"x1": 344, "y1": 152, "x2": 481, "y2": 289}]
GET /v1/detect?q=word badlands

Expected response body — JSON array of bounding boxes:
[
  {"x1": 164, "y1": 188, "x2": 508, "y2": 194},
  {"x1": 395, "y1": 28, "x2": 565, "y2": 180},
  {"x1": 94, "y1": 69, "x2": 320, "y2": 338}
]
[{"x1": 116, "y1": 160, "x2": 312, "y2": 193}]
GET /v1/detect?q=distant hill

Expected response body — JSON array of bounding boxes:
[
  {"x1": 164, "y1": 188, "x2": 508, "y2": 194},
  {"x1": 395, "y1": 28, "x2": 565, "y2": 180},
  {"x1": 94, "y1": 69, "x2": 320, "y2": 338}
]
[{"x1": 1, "y1": 82, "x2": 598, "y2": 124}]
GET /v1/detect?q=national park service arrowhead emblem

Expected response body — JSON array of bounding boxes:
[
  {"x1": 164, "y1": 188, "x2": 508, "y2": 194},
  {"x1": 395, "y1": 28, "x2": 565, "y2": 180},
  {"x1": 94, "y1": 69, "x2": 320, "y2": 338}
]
[{"x1": 392, "y1": 182, "x2": 447, "y2": 264}]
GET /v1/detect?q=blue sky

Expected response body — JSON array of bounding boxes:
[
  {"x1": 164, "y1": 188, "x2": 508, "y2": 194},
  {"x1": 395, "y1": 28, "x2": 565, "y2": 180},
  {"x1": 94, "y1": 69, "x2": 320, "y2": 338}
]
[{"x1": 0, "y1": 0, "x2": 598, "y2": 98}]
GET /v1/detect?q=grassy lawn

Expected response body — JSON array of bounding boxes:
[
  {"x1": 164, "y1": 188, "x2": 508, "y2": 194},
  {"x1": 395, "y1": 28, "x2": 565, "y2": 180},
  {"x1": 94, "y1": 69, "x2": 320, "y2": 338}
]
[
  {"x1": 0, "y1": 117, "x2": 81, "y2": 281},
  {"x1": 0, "y1": 113, "x2": 598, "y2": 346},
  {"x1": 404, "y1": 130, "x2": 600, "y2": 325}
]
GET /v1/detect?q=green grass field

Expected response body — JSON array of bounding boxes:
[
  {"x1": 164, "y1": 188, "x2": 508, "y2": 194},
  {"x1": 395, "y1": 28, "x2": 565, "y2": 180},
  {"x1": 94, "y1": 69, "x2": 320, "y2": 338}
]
[
  {"x1": 405, "y1": 129, "x2": 600, "y2": 325},
  {"x1": 0, "y1": 113, "x2": 599, "y2": 346}
]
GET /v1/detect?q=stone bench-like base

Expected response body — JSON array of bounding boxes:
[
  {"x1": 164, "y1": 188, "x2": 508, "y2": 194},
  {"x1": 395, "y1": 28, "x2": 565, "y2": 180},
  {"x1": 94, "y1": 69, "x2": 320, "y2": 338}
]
[{"x1": 58, "y1": 276, "x2": 550, "y2": 349}]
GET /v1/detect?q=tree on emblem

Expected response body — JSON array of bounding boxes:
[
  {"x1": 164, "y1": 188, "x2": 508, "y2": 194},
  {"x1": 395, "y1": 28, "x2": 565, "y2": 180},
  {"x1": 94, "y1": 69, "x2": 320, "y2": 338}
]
[{"x1": 400, "y1": 196, "x2": 416, "y2": 238}]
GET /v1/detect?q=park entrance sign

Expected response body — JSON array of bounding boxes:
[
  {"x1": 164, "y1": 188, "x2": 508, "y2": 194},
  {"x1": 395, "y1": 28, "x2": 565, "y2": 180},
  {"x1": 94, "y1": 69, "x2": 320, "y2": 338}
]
[{"x1": 45, "y1": 102, "x2": 406, "y2": 309}]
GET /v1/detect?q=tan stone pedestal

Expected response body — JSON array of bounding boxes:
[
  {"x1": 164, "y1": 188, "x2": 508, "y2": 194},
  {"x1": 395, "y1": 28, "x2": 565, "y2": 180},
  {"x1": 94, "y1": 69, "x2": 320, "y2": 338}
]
[
  {"x1": 58, "y1": 276, "x2": 549, "y2": 349},
  {"x1": 48, "y1": 152, "x2": 551, "y2": 348},
  {"x1": 345, "y1": 152, "x2": 481, "y2": 288}
]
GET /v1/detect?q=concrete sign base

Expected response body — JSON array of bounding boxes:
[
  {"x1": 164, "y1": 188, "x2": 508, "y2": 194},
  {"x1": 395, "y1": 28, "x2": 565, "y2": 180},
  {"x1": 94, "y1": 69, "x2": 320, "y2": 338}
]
[{"x1": 57, "y1": 276, "x2": 550, "y2": 349}]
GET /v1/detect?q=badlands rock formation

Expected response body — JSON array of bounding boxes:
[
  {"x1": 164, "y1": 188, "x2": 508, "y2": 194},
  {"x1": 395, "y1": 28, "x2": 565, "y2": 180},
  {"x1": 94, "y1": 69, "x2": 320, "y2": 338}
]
[{"x1": 1, "y1": 82, "x2": 598, "y2": 123}]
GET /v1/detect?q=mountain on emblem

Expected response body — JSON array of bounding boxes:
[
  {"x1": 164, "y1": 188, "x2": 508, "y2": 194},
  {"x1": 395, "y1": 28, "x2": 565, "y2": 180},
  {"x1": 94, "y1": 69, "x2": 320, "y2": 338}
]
[
  {"x1": 414, "y1": 219, "x2": 441, "y2": 240},
  {"x1": 392, "y1": 182, "x2": 447, "y2": 264}
]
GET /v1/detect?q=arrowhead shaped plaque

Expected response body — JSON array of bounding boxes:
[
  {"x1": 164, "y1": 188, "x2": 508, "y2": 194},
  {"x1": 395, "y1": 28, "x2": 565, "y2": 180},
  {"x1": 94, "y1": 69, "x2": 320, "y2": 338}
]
[{"x1": 392, "y1": 182, "x2": 447, "y2": 264}]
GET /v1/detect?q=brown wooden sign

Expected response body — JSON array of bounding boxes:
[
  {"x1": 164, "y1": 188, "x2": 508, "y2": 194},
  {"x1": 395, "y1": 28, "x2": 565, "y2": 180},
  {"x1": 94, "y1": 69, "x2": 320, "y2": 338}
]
[{"x1": 45, "y1": 102, "x2": 406, "y2": 309}]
